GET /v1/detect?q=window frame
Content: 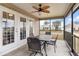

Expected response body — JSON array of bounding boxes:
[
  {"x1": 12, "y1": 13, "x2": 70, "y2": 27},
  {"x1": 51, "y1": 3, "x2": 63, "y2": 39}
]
[
  {"x1": 2, "y1": 12, "x2": 15, "y2": 45},
  {"x1": 20, "y1": 17, "x2": 26, "y2": 40},
  {"x1": 39, "y1": 18, "x2": 64, "y2": 35}
]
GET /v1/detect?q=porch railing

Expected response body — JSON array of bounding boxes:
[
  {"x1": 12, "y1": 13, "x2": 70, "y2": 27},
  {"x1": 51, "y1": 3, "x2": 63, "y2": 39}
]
[{"x1": 73, "y1": 35, "x2": 79, "y2": 55}]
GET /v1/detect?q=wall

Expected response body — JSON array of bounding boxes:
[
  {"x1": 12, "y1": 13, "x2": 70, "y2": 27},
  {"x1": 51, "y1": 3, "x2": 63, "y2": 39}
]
[
  {"x1": 0, "y1": 5, "x2": 38, "y2": 55},
  {"x1": 33, "y1": 20, "x2": 40, "y2": 36}
]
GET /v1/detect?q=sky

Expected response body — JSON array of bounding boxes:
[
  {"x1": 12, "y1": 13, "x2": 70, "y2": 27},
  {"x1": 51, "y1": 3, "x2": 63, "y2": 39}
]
[
  {"x1": 65, "y1": 9, "x2": 79, "y2": 26},
  {"x1": 73, "y1": 10, "x2": 79, "y2": 24},
  {"x1": 65, "y1": 9, "x2": 79, "y2": 32}
]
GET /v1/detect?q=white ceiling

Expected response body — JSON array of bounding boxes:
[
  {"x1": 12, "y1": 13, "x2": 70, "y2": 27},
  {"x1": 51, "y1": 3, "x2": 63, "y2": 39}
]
[{"x1": 13, "y1": 3, "x2": 72, "y2": 19}]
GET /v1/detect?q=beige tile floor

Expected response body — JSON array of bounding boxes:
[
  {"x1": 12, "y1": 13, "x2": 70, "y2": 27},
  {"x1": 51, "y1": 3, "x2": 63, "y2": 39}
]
[{"x1": 3, "y1": 40, "x2": 70, "y2": 56}]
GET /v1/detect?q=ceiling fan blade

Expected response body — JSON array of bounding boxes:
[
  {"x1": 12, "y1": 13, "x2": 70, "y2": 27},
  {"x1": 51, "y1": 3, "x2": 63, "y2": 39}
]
[
  {"x1": 32, "y1": 6, "x2": 39, "y2": 10},
  {"x1": 42, "y1": 10, "x2": 50, "y2": 13},
  {"x1": 42, "y1": 6, "x2": 50, "y2": 10},
  {"x1": 32, "y1": 11, "x2": 39, "y2": 13}
]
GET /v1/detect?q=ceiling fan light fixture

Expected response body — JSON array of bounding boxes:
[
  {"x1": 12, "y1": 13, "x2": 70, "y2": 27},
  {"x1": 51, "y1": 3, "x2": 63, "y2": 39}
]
[{"x1": 32, "y1": 4, "x2": 50, "y2": 15}]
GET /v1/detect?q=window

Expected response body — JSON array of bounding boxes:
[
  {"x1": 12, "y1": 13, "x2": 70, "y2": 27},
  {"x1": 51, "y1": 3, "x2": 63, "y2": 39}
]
[
  {"x1": 73, "y1": 9, "x2": 79, "y2": 34},
  {"x1": 3, "y1": 12, "x2": 14, "y2": 45},
  {"x1": 40, "y1": 19, "x2": 63, "y2": 35},
  {"x1": 65, "y1": 12, "x2": 72, "y2": 33},
  {"x1": 20, "y1": 17, "x2": 26, "y2": 40},
  {"x1": 51, "y1": 19, "x2": 63, "y2": 34},
  {"x1": 51, "y1": 19, "x2": 63, "y2": 31},
  {"x1": 40, "y1": 20, "x2": 51, "y2": 35}
]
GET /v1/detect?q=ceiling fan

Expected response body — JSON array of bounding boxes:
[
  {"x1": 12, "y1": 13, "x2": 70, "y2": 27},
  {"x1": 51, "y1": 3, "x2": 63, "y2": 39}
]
[{"x1": 32, "y1": 4, "x2": 50, "y2": 14}]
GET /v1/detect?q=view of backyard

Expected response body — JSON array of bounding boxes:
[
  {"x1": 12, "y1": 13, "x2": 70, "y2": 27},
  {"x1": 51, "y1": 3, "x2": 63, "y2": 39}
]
[{"x1": 40, "y1": 19, "x2": 63, "y2": 40}]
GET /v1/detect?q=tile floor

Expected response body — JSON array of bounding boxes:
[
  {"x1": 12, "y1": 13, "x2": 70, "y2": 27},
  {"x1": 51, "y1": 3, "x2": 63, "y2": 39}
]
[{"x1": 4, "y1": 40, "x2": 70, "y2": 56}]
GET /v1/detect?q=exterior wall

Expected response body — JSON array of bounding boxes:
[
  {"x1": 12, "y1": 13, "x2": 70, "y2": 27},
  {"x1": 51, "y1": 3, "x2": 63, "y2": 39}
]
[{"x1": 0, "y1": 5, "x2": 37, "y2": 55}]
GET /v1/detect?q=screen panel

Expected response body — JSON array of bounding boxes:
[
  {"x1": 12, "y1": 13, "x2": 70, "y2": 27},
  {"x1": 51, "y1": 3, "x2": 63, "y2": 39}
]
[
  {"x1": 40, "y1": 20, "x2": 51, "y2": 35},
  {"x1": 65, "y1": 12, "x2": 72, "y2": 33}
]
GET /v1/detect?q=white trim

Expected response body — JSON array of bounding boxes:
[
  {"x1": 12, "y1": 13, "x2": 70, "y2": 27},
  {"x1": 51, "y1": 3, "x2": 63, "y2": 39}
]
[{"x1": 0, "y1": 40, "x2": 27, "y2": 55}]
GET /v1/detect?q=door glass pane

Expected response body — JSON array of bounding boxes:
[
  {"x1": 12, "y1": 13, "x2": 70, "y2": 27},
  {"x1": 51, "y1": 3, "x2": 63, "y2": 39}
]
[
  {"x1": 20, "y1": 19, "x2": 26, "y2": 40},
  {"x1": 3, "y1": 19, "x2": 14, "y2": 45}
]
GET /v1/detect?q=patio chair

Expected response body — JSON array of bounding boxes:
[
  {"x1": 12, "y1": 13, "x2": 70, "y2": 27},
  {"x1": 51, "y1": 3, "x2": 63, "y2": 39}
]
[
  {"x1": 27, "y1": 37, "x2": 44, "y2": 56},
  {"x1": 46, "y1": 34, "x2": 58, "y2": 53}
]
